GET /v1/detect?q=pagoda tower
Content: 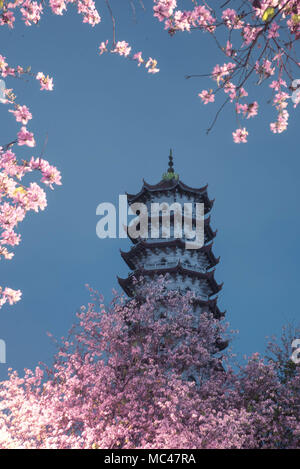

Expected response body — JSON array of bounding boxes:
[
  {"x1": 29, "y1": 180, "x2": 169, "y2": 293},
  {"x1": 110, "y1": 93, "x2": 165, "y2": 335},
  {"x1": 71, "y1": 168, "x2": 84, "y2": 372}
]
[{"x1": 118, "y1": 150, "x2": 225, "y2": 323}]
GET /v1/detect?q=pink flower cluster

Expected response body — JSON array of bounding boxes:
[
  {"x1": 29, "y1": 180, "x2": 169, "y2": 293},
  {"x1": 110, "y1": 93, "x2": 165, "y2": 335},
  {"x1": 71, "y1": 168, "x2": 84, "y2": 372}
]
[
  {"x1": 0, "y1": 54, "x2": 24, "y2": 79},
  {"x1": 232, "y1": 127, "x2": 249, "y2": 143},
  {"x1": 0, "y1": 1, "x2": 101, "y2": 29},
  {"x1": 99, "y1": 41, "x2": 160, "y2": 75},
  {"x1": 36, "y1": 72, "x2": 53, "y2": 91},
  {"x1": 0, "y1": 52, "x2": 61, "y2": 307},
  {"x1": 153, "y1": 0, "x2": 215, "y2": 33},
  {"x1": 198, "y1": 89, "x2": 214, "y2": 104},
  {"x1": 17, "y1": 126, "x2": 35, "y2": 147},
  {"x1": 20, "y1": 0, "x2": 43, "y2": 26},
  {"x1": 236, "y1": 101, "x2": 259, "y2": 119},
  {"x1": 9, "y1": 105, "x2": 32, "y2": 125},
  {"x1": 0, "y1": 143, "x2": 61, "y2": 306},
  {"x1": 0, "y1": 287, "x2": 22, "y2": 308},
  {"x1": 270, "y1": 91, "x2": 290, "y2": 133},
  {"x1": 112, "y1": 41, "x2": 132, "y2": 57}
]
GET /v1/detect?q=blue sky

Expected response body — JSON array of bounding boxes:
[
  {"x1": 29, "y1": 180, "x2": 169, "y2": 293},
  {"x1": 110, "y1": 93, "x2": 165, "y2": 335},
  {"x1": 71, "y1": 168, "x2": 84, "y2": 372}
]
[{"x1": 0, "y1": 3, "x2": 299, "y2": 379}]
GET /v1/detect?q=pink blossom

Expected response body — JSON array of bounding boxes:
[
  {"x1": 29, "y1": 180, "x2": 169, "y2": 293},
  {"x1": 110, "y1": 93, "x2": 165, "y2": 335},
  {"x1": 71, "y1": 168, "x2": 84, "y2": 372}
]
[
  {"x1": 153, "y1": 0, "x2": 177, "y2": 22},
  {"x1": 212, "y1": 62, "x2": 236, "y2": 85},
  {"x1": 99, "y1": 40, "x2": 108, "y2": 55},
  {"x1": 112, "y1": 41, "x2": 131, "y2": 57},
  {"x1": 269, "y1": 79, "x2": 287, "y2": 91},
  {"x1": 145, "y1": 57, "x2": 159, "y2": 74},
  {"x1": 1, "y1": 66, "x2": 15, "y2": 78},
  {"x1": 0, "y1": 10, "x2": 15, "y2": 28},
  {"x1": 235, "y1": 102, "x2": 248, "y2": 116},
  {"x1": 29, "y1": 157, "x2": 62, "y2": 188},
  {"x1": 77, "y1": 0, "x2": 101, "y2": 27},
  {"x1": 246, "y1": 101, "x2": 259, "y2": 118},
  {"x1": 268, "y1": 21, "x2": 280, "y2": 39},
  {"x1": 2, "y1": 287, "x2": 21, "y2": 305},
  {"x1": 0, "y1": 247, "x2": 14, "y2": 260},
  {"x1": 242, "y1": 25, "x2": 262, "y2": 45},
  {"x1": 1, "y1": 230, "x2": 21, "y2": 246},
  {"x1": 36, "y1": 72, "x2": 54, "y2": 91},
  {"x1": 0, "y1": 55, "x2": 8, "y2": 73},
  {"x1": 133, "y1": 52, "x2": 144, "y2": 67},
  {"x1": 239, "y1": 87, "x2": 248, "y2": 98},
  {"x1": 272, "y1": 51, "x2": 284, "y2": 65},
  {"x1": 232, "y1": 127, "x2": 248, "y2": 143},
  {"x1": 198, "y1": 89, "x2": 215, "y2": 104},
  {"x1": 49, "y1": 0, "x2": 66, "y2": 16},
  {"x1": 225, "y1": 41, "x2": 233, "y2": 57},
  {"x1": 17, "y1": 127, "x2": 35, "y2": 147},
  {"x1": 224, "y1": 82, "x2": 236, "y2": 101},
  {"x1": 255, "y1": 59, "x2": 275, "y2": 78},
  {"x1": 40, "y1": 165, "x2": 62, "y2": 189},
  {"x1": 222, "y1": 9, "x2": 244, "y2": 29},
  {"x1": 20, "y1": 1, "x2": 43, "y2": 26},
  {"x1": 9, "y1": 105, "x2": 32, "y2": 125},
  {"x1": 25, "y1": 182, "x2": 47, "y2": 211}
]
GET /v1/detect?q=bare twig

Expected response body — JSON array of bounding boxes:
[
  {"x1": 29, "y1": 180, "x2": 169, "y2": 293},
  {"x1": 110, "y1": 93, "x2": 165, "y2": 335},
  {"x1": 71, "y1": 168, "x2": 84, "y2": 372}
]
[
  {"x1": 104, "y1": 0, "x2": 116, "y2": 45},
  {"x1": 206, "y1": 97, "x2": 230, "y2": 135}
]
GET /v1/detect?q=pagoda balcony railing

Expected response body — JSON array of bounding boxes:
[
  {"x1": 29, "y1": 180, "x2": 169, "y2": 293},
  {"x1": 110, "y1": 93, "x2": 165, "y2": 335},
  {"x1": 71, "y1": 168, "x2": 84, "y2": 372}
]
[
  {"x1": 142, "y1": 262, "x2": 206, "y2": 273},
  {"x1": 144, "y1": 261, "x2": 177, "y2": 270}
]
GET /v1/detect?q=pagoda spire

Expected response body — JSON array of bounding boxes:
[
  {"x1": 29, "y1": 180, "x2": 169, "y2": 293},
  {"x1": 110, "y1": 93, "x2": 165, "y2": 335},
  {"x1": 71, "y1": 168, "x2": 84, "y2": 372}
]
[
  {"x1": 162, "y1": 149, "x2": 179, "y2": 181},
  {"x1": 168, "y1": 148, "x2": 174, "y2": 173}
]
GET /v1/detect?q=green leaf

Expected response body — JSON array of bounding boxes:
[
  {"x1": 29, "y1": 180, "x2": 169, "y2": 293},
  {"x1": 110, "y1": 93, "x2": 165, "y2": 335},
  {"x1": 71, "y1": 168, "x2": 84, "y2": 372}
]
[
  {"x1": 262, "y1": 7, "x2": 275, "y2": 22},
  {"x1": 292, "y1": 14, "x2": 300, "y2": 24}
]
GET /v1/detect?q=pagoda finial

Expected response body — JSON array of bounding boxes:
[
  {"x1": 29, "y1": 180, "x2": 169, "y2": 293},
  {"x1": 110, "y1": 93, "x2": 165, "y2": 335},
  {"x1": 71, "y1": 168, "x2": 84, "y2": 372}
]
[
  {"x1": 168, "y1": 148, "x2": 174, "y2": 173},
  {"x1": 162, "y1": 148, "x2": 179, "y2": 181}
]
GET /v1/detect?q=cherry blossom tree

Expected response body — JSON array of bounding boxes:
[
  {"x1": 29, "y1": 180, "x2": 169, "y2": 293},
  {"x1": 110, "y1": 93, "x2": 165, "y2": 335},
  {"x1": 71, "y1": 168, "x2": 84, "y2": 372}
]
[
  {"x1": 0, "y1": 67, "x2": 61, "y2": 308},
  {"x1": 0, "y1": 1, "x2": 101, "y2": 308},
  {"x1": 0, "y1": 279, "x2": 298, "y2": 449}
]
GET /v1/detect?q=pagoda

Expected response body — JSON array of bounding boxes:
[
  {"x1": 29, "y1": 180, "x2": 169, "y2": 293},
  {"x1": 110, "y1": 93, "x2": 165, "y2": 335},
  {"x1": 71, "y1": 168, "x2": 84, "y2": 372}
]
[{"x1": 118, "y1": 150, "x2": 225, "y2": 323}]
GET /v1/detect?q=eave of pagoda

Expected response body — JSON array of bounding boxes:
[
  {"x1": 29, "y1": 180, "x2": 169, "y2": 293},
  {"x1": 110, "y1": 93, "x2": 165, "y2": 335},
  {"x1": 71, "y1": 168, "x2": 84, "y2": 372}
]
[
  {"x1": 117, "y1": 263, "x2": 223, "y2": 298},
  {"x1": 191, "y1": 296, "x2": 225, "y2": 320},
  {"x1": 120, "y1": 240, "x2": 220, "y2": 271},
  {"x1": 204, "y1": 215, "x2": 217, "y2": 242},
  {"x1": 126, "y1": 178, "x2": 214, "y2": 213},
  {"x1": 126, "y1": 215, "x2": 217, "y2": 245}
]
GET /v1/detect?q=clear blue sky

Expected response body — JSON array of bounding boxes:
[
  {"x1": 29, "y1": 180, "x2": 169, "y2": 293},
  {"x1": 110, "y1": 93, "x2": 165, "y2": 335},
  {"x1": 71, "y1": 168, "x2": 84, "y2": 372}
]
[{"x1": 0, "y1": 3, "x2": 299, "y2": 379}]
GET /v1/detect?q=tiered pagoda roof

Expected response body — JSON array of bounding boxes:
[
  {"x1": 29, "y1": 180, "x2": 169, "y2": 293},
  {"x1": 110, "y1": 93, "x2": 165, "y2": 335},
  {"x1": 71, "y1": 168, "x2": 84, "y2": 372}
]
[
  {"x1": 120, "y1": 239, "x2": 220, "y2": 271},
  {"x1": 126, "y1": 179, "x2": 214, "y2": 214},
  {"x1": 118, "y1": 264, "x2": 222, "y2": 296},
  {"x1": 126, "y1": 215, "x2": 217, "y2": 245}
]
